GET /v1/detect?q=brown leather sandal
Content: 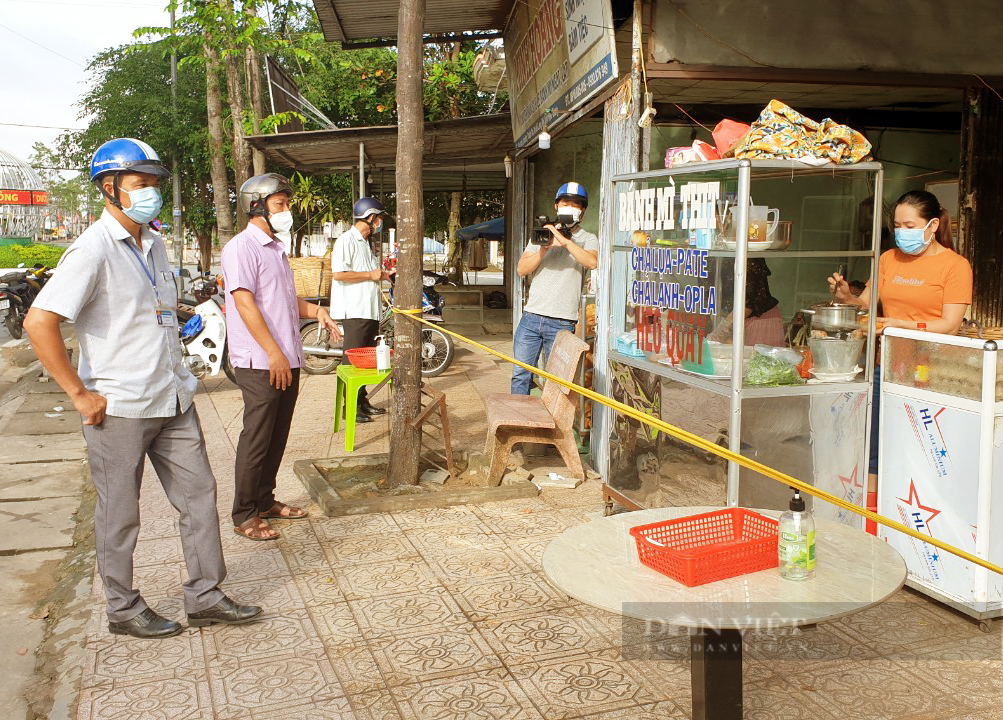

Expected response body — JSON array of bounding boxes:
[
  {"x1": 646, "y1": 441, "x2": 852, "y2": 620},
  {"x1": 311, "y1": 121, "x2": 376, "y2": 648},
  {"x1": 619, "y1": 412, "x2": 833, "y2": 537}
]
[
  {"x1": 259, "y1": 501, "x2": 309, "y2": 520},
  {"x1": 233, "y1": 517, "x2": 279, "y2": 541}
]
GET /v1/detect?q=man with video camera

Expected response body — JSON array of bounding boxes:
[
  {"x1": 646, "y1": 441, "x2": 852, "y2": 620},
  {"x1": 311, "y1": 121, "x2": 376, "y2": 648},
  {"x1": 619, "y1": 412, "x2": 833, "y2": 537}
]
[{"x1": 511, "y1": 182, "x2": 598, "y2": 394}]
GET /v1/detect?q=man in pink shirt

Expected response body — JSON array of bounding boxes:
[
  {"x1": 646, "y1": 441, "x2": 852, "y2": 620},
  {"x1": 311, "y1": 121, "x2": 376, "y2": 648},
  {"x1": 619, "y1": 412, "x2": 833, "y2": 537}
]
[{"x1": 221, "y1": 174, "x2": 341, "y2": 541}]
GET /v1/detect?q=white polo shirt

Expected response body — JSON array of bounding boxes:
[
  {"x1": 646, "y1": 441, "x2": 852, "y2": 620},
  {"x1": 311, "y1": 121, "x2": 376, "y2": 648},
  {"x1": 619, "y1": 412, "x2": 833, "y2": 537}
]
[
  {"x1": 33, "y1": 210, "x2": 197, "y2": 419},
  {"x1": 329, "y1": 225, "x2": 381, "y2": 321}
]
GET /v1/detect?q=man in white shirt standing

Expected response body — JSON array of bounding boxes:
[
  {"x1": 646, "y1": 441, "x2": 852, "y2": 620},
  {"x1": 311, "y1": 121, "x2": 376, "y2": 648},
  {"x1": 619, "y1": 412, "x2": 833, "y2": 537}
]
[
  {"x1": 25, "y1": 138, "x2": 261, "y2": 639},
  {"x1": 329, "y1": 197, "x2": 394, "y2": 423}
]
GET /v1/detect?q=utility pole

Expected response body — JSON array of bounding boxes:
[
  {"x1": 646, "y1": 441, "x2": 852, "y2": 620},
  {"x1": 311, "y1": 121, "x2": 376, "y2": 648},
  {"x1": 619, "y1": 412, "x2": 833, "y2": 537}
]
[
  {"x1": 385, "y1": 0, "x2": 425, "y2": 488},
  {"x1": 171, "y1": 8, "x2": 183, "y2": 272}
]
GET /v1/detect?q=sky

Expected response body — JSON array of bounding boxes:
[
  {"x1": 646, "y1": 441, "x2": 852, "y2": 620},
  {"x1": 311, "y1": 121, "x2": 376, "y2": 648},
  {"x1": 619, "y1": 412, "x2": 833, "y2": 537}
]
[{"x1": 0, "y1": 0, "x2": 169, "y2": 173}]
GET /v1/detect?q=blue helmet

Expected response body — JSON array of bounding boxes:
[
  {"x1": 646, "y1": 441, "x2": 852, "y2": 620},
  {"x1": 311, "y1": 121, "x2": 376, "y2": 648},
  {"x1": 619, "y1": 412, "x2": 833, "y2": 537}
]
[
  {"x1": 555, "y1": 182, "x2": 588, "y2": 208},
  {"x1": 353, "y1": 197, "x2": 387, "y2": 221},
  {"x1": 90, "y1": 138, "x2": 170, "y2": 182}
]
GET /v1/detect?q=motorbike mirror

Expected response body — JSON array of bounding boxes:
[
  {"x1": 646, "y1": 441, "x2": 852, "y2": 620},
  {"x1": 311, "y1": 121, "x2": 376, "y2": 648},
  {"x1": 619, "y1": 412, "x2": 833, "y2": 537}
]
[{"x1": 422, "y1": 275, "x2": 436, "y2": 288}]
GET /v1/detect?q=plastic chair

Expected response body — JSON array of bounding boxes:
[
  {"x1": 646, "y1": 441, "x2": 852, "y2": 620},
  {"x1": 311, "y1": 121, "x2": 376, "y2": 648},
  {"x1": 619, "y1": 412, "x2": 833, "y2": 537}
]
[
  {"x1": 333, "y1": 364, "x2": 391, "y2": 452},
  {"x1": 484, "y1": 331, "x2": 589, "y2": 485}
]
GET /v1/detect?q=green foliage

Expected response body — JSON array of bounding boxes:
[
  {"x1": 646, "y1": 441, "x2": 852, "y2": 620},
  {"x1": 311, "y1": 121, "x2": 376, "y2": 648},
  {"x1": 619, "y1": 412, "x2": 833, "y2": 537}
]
[{"x1": 0, "y1": 244, "x2": 67, "y2": 269}]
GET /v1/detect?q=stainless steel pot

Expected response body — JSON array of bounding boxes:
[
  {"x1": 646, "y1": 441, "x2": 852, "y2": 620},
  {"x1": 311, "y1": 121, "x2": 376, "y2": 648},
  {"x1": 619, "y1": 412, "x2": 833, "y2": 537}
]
[{"x1": 802, "y1": 303, "x2": 866, "y2": 332}]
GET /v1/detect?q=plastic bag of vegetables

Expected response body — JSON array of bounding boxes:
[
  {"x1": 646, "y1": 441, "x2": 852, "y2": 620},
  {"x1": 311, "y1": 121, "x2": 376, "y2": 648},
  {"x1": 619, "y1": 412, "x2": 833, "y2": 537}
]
[{"x1": 745, "y1": 345, "x2": 805, "y2": 386}]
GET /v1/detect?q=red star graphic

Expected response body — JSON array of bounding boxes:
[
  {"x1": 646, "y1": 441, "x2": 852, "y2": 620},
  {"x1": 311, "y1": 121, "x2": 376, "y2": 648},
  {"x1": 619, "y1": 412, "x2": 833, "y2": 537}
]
[
  {"x1": 897, "y1": 479, "x2": 942, "y2": 531},
  {"x1": 838, "y1": 465, "x2": 862, "y2": 498}
]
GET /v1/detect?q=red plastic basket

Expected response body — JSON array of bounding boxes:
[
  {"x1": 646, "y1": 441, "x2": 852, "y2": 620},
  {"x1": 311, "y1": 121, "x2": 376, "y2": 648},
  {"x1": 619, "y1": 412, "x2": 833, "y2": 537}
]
[
  {"x1": 344, "y1": 346, "x2": 393, "y2": 369},
  {"x1": 629, "y1": 508, "x2": 779, "y2": 587}
]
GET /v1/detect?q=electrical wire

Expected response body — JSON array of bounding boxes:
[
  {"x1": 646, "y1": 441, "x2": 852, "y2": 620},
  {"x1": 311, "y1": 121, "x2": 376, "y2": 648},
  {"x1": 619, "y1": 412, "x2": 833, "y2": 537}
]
[
  {"x1": 0, "y1": 122, "x2": 84, "y2": 131},
  {"x1": 0, "y1": 21, "x2": 85, "y2": 66}
]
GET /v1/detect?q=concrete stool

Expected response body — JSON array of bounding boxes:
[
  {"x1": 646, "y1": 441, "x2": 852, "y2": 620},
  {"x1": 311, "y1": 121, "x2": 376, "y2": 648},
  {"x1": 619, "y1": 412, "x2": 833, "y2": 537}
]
[{"x1": 333, "y1": 364, "x2": 392, "y2": 452}]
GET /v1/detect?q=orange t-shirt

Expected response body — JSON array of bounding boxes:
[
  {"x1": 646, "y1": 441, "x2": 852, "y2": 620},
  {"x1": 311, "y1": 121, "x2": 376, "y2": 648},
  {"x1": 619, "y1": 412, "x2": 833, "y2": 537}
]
[{"x1": 876, "y1": 247, "x2": 973, "y2": 322}]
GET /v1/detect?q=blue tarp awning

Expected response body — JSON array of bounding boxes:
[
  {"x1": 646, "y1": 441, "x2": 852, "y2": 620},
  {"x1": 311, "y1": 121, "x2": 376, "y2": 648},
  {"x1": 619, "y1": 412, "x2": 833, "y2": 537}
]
[{"x1": 455, "y1": 216, "x2": 504, "y2": 242}]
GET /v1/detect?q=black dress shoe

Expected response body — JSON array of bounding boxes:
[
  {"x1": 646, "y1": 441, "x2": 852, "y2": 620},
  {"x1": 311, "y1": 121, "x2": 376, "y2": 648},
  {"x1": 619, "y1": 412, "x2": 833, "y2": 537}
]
[
  {"x1": 109, "y1": 607, "x2": 183, "y2": 639},
  {"x1": 343, "y1": 411, "x2": 373, "y2": 424},
  {"x1": 360, "y1": 402, "x2": 386, "y2": 416},
  {"x1": 187, "y1": 595, "x2": 263, "y2": 627}
]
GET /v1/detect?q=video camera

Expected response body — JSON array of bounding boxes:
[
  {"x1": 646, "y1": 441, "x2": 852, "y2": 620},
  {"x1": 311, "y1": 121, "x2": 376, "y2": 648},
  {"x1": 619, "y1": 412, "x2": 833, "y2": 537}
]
[{"x1": 531, "y1": 214, "x2": 576, "y2": 245}]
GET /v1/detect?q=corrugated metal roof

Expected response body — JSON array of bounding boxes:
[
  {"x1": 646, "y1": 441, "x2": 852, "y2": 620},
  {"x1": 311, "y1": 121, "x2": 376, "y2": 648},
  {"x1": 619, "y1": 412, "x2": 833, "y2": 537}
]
[
  {"x1": 313, "y1": 0, "x2": 512, "y2": 42},
  {"x1": 246, "y1": 113, "x2": 513, "y2": 192}
]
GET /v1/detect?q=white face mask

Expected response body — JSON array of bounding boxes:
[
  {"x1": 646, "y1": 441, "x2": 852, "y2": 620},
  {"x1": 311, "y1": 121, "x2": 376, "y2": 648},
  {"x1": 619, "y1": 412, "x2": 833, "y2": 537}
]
[
  {"x1": 269, "y1": 211, "x2": 294, "y2": 234},
  {"x1": 558, "y1": 206, "x2": 582, "y2": 225}
]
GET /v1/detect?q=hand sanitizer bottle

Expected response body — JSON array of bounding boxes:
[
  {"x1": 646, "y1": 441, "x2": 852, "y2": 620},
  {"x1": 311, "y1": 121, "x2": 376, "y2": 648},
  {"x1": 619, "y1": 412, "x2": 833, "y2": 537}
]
[
  {"x1": 778, "y1": 488, "x2": 815, "y2": 580},
  {"x1": 375, "y1": 335, "x2": 391, "y2": 372}
]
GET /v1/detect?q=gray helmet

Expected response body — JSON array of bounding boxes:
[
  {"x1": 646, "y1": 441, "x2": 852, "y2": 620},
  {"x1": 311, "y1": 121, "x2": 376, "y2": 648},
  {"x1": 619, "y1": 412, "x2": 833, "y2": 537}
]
[{"x1": 239, "y1": 173, "x2": 294, "y2": 216}]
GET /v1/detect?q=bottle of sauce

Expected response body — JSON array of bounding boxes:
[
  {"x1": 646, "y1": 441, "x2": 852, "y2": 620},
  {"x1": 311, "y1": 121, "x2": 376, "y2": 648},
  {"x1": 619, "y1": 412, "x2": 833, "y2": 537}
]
[{"x1": 914, "y1": 322, "x2": 929, "y2": 386}]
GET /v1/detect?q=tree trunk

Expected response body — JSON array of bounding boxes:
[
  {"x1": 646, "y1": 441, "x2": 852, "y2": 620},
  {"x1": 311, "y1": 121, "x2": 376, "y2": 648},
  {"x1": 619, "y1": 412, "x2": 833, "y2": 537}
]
[
  {"x1": 244, "y1": 0, "x2": 267, "y2": 175},
  {"x1": 386, "y1": 0, "x2": 425, "y2": 489},
  {"x1": 224, "y1": 27, "x2": 252, "y2": 228},
  {"x1": 444, "y1": 42, "x2": 464, "y2": 286},
  {"x1": 204, "y1": 38, "x2": 234, "y2": 248}
]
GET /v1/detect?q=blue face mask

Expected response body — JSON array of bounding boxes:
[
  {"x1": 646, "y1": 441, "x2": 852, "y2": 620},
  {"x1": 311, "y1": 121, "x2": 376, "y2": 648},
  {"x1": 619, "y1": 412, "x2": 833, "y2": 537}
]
[
  {"x1": 122, "y1": 186, "x2": 163, "y2": 225},
  {"x1": 894, "y1": 219, "x2": 933, "y2": 255}
]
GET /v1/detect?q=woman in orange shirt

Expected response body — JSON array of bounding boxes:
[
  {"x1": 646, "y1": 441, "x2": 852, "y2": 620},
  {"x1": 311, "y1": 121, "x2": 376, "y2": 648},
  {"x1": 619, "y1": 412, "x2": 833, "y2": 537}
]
[{"x1": 829, "y1": 190, "x2": 973, "y2": 530}]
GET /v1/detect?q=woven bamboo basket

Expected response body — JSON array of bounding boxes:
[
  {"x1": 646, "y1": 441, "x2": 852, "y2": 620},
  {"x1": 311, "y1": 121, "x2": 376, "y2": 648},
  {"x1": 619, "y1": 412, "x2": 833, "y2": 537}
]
[{"x1": 287, "y1": 256, "x2": 331, "y2": 298}]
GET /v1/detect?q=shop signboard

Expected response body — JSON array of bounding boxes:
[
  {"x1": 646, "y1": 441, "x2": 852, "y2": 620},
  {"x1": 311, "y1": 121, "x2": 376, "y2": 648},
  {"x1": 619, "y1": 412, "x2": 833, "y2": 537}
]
[
  {"x1": 505, "y1": 0, "x2": 618, "y2": 149},
  {"x1": 878, "y1": 395, "x2": 981, "y2": 601},
  {"x1": 0, "y1": 189, "x2": 48, "y2": 206}
]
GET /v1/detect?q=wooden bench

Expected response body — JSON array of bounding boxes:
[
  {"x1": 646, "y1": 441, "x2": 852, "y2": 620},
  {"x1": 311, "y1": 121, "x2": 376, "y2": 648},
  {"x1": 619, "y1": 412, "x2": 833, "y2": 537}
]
[{"x1": 484, "y1": 331, "x2": 589, "y2": 486}]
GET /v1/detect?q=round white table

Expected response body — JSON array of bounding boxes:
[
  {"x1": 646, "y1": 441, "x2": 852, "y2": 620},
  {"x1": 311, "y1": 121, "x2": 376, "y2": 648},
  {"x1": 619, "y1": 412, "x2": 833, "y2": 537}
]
[{"x1": 542, "y1": 507, "x2": 906, "y2": 720}]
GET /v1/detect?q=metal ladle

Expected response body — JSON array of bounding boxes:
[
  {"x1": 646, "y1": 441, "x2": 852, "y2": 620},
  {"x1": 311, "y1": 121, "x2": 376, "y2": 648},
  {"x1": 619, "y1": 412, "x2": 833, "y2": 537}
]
[{"x1": 829, "y1": 264, "x2": 844, "y2": 306}]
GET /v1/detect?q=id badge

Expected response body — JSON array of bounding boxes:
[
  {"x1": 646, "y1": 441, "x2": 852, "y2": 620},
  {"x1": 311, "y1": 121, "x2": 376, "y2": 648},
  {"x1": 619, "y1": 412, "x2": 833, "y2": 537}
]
[{"x1": 156, "y1": 306, "x2": 177, "y2": 327}]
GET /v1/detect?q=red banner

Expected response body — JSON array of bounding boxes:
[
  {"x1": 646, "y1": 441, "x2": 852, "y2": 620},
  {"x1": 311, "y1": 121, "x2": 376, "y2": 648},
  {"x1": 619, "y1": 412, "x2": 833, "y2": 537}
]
[{"x1": 0, "y1": 189, "x2": 48, "y2": 205}]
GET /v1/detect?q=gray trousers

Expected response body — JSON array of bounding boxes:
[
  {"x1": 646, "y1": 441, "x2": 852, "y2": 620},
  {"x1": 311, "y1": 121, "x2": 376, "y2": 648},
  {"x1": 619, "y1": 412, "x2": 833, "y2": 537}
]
[{"x1": 83, "y1": 403, "x2": 226, "y2": 621}]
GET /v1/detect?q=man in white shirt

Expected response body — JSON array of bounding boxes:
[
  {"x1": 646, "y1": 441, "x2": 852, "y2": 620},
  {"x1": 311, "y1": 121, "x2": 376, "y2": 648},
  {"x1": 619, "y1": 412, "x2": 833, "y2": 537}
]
[
  {"x1": 329, "y1": 197, "x2": 394, "y2": 423},
  {"x1": 25, "y1": 138, "x2": 261, "y2": 639}
]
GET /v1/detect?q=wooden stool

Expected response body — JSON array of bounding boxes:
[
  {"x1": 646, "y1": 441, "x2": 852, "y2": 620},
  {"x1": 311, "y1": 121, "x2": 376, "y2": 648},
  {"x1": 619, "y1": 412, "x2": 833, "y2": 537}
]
[
  {"x1": 333, "y1": 364, "x2": 391, "y2": 452},
  {"x1": 410, "y1": 384, "x2": 457, "y2": 478}
]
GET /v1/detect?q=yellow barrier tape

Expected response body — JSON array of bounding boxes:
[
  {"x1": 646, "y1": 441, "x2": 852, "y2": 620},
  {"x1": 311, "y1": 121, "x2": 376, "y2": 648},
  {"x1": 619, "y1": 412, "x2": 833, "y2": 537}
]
[
  {"x1": 393, "y1": 308, "x2": 1003, "y2": 578},
  {"x1": 395, "y1": 308, "x2": 423, "y2": 315}
]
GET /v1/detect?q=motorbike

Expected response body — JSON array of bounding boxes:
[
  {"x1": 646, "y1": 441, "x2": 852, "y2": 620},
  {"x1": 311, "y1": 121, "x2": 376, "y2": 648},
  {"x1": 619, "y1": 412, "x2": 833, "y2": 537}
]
[
  {"x1": 300, "y1": 269, "x2": 455, "y2": 377},
  {"x1": 176, "y1": 272, "x2": 236, "y2": 384},
  {"x1": 0, "y1": 264, "x2": 51, "y2": 339}
]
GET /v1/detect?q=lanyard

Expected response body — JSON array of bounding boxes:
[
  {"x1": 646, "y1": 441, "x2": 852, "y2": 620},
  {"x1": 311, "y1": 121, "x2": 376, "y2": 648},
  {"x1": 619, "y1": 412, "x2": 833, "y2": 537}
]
[{"x1": 124, "y1": 239, "x2": 162, "y2": 306}]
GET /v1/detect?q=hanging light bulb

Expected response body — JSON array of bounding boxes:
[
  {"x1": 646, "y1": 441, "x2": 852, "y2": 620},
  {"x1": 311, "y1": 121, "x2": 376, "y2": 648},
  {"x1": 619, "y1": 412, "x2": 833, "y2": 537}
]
[
  {"x1": 538, "y1": 131, "x2": 551, "y2": 150},
  {"x1": 503, "y1": 153, "x2": 513, "y2": 178}
]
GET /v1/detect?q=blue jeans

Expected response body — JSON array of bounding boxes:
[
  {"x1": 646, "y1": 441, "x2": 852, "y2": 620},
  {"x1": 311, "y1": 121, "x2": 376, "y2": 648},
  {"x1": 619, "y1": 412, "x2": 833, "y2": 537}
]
[{"x1": 511, "y1": 312, "x2": 577, "y2": 394}]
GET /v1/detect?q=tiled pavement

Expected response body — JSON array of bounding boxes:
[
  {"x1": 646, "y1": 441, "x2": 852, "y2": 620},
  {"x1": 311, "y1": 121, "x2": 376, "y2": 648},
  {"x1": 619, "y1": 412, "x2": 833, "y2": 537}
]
[{"x1": 74, "y1": 340, "x2": 1003, "y2": 719}]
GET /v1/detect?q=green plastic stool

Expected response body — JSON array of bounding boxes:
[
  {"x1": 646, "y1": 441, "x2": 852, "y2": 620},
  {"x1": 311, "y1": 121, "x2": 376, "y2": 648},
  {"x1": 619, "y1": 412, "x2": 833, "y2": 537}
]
[{"x1": 333, "y1": 364, "x2": 392, "y2": 452}]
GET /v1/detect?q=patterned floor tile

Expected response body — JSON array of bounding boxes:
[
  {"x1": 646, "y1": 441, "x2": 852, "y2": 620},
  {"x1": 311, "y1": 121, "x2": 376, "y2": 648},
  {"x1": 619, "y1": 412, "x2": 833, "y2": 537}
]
[
  {"x1": 292, "y1": 569, "x2": 347, "y2": 606},
  {"x1": 368, "y1": 623, "x2": 503, "y2": 687},
  {"x1": 84, "y1": 629, "x2": 205, "y2": 688},
  {"x1": 450, "y1": 572, "x2": 572, "y2": 621},
  {"x1": 220, "y1": 575, "x2": 306, "y2": 614},
  {"x1": 77, "y1": 672, "x2": 212, "y2": 720},
  {"x1": 325, "y1": 642, "x2": 386, "y2": 694},
  {"x1": 202, "y1": 608, "x2": 325, "y2": 665},
  {"x1": 345, "y1": 690, "x2": 405, "y2": 720},
  {"x1": 391, "y1": 668, "x2": 544, "y2": 720},
  {"x1": 577, "y1": 700, "x2": 688, "y2": 719},
  {"x1": 480, "y1": 509, "x2": 581, "y2": 538},
  {"x1": 137, "y1": 516, "x2": 180, "y2": 541},
  {"x1": 278, "y1": 538, "x2": 334, "y2": 572},
  {"x1": 208, "y1": 655, "x2": 344, "y2": 718},
  {"x1": 132, "y1": 537, "x2": 184, "y2": 567},
  {"x1": 250, "y1": 695, "x2": 355, "y2": 720},
  {"x1": 323, "y1": 533, "x2": 420, "y2": 566},
  {"x1": 313, "y1": 513, "x2": 401, "y2": 540},
  {"x1": 390, "y1": 505, "x2": 483, "y2": 531},
  {"x1": 428, "y1": 548, "x2": 533, "y2": 586},
  {"x1": 509, "y1": 649, "x2": 661, "y2": 720},
  {"x1": 502, "y1": 533, "x2": 564, "y2": 568},
  {"x1": 473, "y1": 498, "x2": 552, "y2": 517},
  {"x1": 744, "y1": 623, "x2": 885, "y2": 666},
  {"x1": 404, "y1": 527, "x2": 508, "y2": 559},
  {"x1": 477, "y1": 607, "x2": 614, "y2": 665},
  {"x1": 334, "y1": 557, "x2": 442, "y2": 600},
  {"x1": 223, "y1": 549, "x2": 291, "y2": 582},
  {"x1": 130, "y1": 563, "x2": 185, "y2": 599},
  {"x1": 307, "y1": 600, "x2": 365, "y2": 647},
  {"x1": 349, "y1": 587, "x2": 468, "y2": 640},
  {"x1": 786, "y1": 659, "x2": 972, "y2": 719}
]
